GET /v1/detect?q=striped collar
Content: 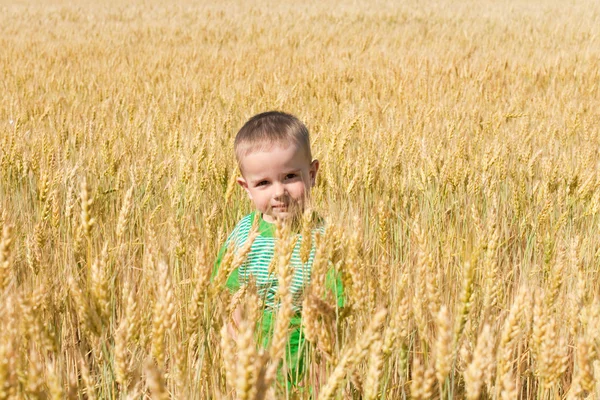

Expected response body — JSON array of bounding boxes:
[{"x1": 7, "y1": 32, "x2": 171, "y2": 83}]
[{"x1": 250, "y1": 211, "x2": 324, "y2": 238}]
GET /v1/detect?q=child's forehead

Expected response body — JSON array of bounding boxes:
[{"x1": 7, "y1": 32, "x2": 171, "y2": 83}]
[
  {"x1": 237, "y1": 141, "x2": 310, "y2": 163},
  {"x1": 237, "y1": 142, "x2": 312, "y2": 173}
]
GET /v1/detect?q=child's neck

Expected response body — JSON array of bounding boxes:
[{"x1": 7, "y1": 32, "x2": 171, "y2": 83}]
[{"x1": 260, "y1": 212, "x2": 314, "y2": 233}]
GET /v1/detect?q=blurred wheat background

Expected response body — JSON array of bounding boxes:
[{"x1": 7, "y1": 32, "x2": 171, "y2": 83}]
[{"x1": 1, "y1": 0, "x2": 600, "y2": 398}]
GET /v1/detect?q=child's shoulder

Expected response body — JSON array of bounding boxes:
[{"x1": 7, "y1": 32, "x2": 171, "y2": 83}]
[
  {"x1": 228, "y1": 211, "x2": 257, "y2": 239},
  {"x1": 235, "y1": 211, "x2": 257, "y2": 228}
]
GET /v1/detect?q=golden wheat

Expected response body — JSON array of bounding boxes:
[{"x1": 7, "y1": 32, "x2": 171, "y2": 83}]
[{"x1": 1, "y1": 0, "x2": 600, "y2": 397}]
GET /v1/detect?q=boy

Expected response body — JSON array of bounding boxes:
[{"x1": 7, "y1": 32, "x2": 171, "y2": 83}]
[{"x1": 214, "y1": 111, "x2": 343, "y2": 389}]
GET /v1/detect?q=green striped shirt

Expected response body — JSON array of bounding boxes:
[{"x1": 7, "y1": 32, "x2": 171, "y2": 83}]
[
  {"x1": 219, "y1": 211, "x2": 323, "y2": 311},
  {"x1": 214, "y1": 211, "x2": 344, "y2": 383}
]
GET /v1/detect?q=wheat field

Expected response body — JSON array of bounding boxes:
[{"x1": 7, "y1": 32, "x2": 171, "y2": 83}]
[{"x1": 1, "y1": 0, "x2": 600, "y2": 398}]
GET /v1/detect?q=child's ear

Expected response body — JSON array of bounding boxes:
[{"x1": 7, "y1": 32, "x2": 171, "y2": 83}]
[
  {"x1": 309, "y1": 159, "x2": 320, "y2": 186},
  {"x1": 237, "y1": 177, "x2": 252, "y2": 199}
]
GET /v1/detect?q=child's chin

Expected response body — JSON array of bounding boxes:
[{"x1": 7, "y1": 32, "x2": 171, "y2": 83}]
[
  {"x1": 271, "y1": 209, "x2": 299, "y2": 221},
  {"x1": 273, "y1": 210, "x2": 291, "y2": 219}
]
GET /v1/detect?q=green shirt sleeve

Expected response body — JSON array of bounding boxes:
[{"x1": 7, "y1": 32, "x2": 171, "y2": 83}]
[
  {"x1": 212, "y1": 242, "x2": 241, "y2": 292},
  {"x1": 212, "y1": 212, "x2": 259, "y2": 293},
  {"x1": 325, "y1": 265, "x2": 345, "y2": 309},
  {"x1": 226, "y1": 267, "x2": 240, "y2": 292}
]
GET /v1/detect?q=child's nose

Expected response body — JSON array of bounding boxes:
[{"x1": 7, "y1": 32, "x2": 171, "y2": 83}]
[{"x1": 273, "y1": 182, "x2": 285, "y2": 197}]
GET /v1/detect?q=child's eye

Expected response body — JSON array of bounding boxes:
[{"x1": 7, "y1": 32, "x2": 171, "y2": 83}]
[
  {"x1": 285, "y1": 174, "x2": 297, "y2": 180},
  {"x1": 256, "y1": 181, "x2": 268, "y2": 187}
]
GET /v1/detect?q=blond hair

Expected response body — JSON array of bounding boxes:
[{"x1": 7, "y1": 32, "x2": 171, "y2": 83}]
[{"x1": 234, "y1": 111, "x2": 312, "y2": 168}]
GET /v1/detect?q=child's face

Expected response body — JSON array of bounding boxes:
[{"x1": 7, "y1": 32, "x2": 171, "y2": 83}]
[{"x1": 237, "y1": 144, "x2": 319, "y2": 223}]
